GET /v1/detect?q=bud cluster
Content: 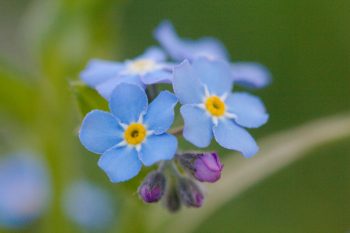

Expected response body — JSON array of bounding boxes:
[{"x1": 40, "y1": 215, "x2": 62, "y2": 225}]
[{"x1": 137, "y1": 152, "x2": 223, "y2": 212}]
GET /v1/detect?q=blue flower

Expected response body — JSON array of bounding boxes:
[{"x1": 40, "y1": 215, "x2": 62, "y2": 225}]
[
  {"x1": 80, "y1": 46, "x2": 173, "y2": 99},
  {"x1": 154, "y1": 20, "x2": 271, "y2": 89},
  {"x1": 0, "y1": 154, "x2": 51, "y2": 229},
  {"x1": 231, "y1": 62, "x2": 272, "y2": 89},
  {"x1": 173, "y1": 57, "x2": 268, "y2": 157},
  {"x1": 62, "y1": 180, "x2": 116, "y2": 231},
  {"x1": 154, "y1": 20, "x2": 229, "y2": 62},
  {"x1": 79, "y1": 83, "x2": 178, "y2": 182}
]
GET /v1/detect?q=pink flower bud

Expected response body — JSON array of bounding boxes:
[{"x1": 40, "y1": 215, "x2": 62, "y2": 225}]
[
  {"x1": 138, "y1": 171, "x2": 166, "y2": 203},
  {"x1": 193, "y1": 152, "x2": 223, "y2": 183}
]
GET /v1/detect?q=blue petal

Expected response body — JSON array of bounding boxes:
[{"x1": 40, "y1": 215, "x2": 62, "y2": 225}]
[
  {"x1": 154, "y1": 20, "x2": 184, "y2": 61},
  {"x1": 0, "y1": 155, "x2": 50, "y2": 228},
  {"x1": 109, "y1": 83, "x2": 148, "y2": 124},
  {"x1": 98, "y1": 146, "x2": 142, "y2": 182},
  {"x1": 183, "y1": 37, "x2": 229, "y2": 61},
  {"x1": 80, "y1": 59, "x2": 123, "y2": 87},
  {"x1": 173, "y1": 60, "x2": 205, "y2": 104},
  {"x1": 144, "y1": 91, "x2": 178, "y2": 134},
  {"x1": 213, "y1": 119, "x2": 258, "y2": 157},
  {"x1": 62, "y1": 181, "x2": 114, "y2": 230},
  {"x1": 180, "y1": 104, "x2": 213, "y2": 147},
  {"x1": 79, "y1": 110, "x2": 123, "y2": 154},
  {"x1": 192, "y1": 57, "x2": 233, "y2": 95},
  {"x1": 137, "y1": 46, "x2": 166, "y2": 61},
  {"x1": 139, "y1": 134, "x2": 177, "y2": 166},
  {"x1": 96, "y1": 75, "x2": 144, "y2": 100},
  {"x1": 225, "y1": 92, "x2": 268, "y2": 128},
  {"x1": 154, "y1": 20, "x2": 229, "y2": 61},
  {"x1": 141, "y1": 70, "x2": 173, "y2": 85},
  {"x1": 232, "y1": 62, "x2": 272, "y2": 89}
]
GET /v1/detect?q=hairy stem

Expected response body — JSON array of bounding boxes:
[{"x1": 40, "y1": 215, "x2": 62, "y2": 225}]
[
  {"x1": 168, "y1": 126, "x2": 184, "y2": 136},
  {"x1": 146, "y1": 85, "x2": 158, "y2": 100}
]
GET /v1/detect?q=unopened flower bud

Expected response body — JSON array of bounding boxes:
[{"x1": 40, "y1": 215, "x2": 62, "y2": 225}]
[
  {"x1": 164, "y1": 184, "x2": 181, "y2": 213},
  {"x1": 177, "y1": 178, "x2": 204, "y2": 208},
  {"x1": 178, "y1": 152, "x2": 223, "y2": 183},
  {"x1": 138, "y1": 171, "x2": 166, "y2": 203}
]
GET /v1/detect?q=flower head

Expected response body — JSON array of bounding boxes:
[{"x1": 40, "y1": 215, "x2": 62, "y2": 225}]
[
  {"x1": 154, "y1": 20, "x2": 229, "y2": 62},
  {"x1": 79, "y1": 83, "x2": 178, "y2": 182},
  {"x1": 62, "y1": 181, "x2": 116, "y2": 231},
  {"x1": 0, "y1": 154, "x2": 51, "y2": 229},
  {"x1": 80, "y1": 47, "x2": 173, "y2": 99},
  {"x1": 173, "y1": 57, "x2": 269, "y2": 157},
  {"x1": 154, "y1": 20, "x2": 271, "y2": 89}
]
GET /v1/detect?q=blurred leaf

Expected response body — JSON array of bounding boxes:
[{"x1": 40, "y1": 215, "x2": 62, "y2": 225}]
[
  {"x1": 69, "y1": 80, "x2": 108, "y2": 116},
  {"x1": 0, "y1": 62, "x2": 39, "y2": 124},
  {"x1": 150, "y1": 112, "x2": 350, "y2": 233},
  {"x1": 21, "y1": 0, "x2": 126, "y2": 81}
]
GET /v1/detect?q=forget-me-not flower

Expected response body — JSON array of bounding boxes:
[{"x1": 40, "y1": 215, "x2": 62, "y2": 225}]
[
  {"x1": 80, "y1": 46, "x2": 173, "y2": 99},
  {"x1": 231, "y1": 62, "x2": 272, "y2": 89},
  {"x1": 79, "y1": 83, "x2": 178, "y2": 182},
  {"x1": 62, "y1": 180, "x2": 116, "y2": 231},
  {"x1": 154, "y1": 20, "x2": 229, "y2": 62},
  {"x1": 0, "y1": 154, "x2": 51, "y2": 229},
  {"x1": 173, "y1": 57, "x2": 268, "y2": 157},
  {"x1": 155, "y1": 20, "x2": 271, "y2": 89}
]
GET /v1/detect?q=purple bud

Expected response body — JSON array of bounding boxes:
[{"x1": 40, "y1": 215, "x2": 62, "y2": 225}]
[
  {"x1": 138, "y1": 171, "x2": 166, "y2": 203},
  {"x1": 178, "y1": 178, "x2": 204, "y2": 208},
  {"x1": 178, "y1": 152, "x2": 223, "y2": 183},
  {"x1": 193, "y1": 152, "x2": 223, "y2": 183}
]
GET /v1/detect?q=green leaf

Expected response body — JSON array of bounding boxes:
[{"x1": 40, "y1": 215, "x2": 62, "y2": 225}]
[
  {"x1": 0, "y1": 63, "x2": 39, "y2": 123},
  {"x1": 70, "y1": 80, "x2": 108, "y2": 116}
]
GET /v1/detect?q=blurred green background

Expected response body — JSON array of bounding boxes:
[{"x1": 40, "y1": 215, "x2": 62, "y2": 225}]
[{"x1": 0, "y1": 0, "x2": 349, "y2": 232}]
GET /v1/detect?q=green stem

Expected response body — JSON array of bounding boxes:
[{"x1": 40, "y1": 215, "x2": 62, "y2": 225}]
[
  {"x1": 168, "y1": 126, "x2": 183, "y2": 136},
  {"x1": 146, "y1": 85, "x2": 158, "y2": 100}
]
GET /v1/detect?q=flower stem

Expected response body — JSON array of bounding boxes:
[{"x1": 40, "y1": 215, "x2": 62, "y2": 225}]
[
  {"x1": 146, "y1": 85, "x2": 158, "y2": 100},
  {"x1": 168, "y1": 126, "x2": 184, "y2": 136}
]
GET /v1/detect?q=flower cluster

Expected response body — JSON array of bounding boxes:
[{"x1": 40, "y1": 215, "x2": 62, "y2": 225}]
[{"x1": 78, "y1": 20, "x2": 269, "y2": 212}]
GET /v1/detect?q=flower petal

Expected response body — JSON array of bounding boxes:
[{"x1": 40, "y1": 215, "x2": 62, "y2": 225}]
[
  {"x1": 225, "y1": 92, "x2": 269, "y2": 128},
  {"x1": 144, "y1": 91, "x2": 178, "y2": 134},
  {"x1": 80, "y1": 59, "x2": 123, "y2": 87},
  {"x1": 98, "y1": 146, "x2": 142, "y2": 182},
  {"x1": 79, "y1": 110, "x2": 123, "y2": 154},
  {"x1": 192, "y1": 57, "x2": 233, "y2": 96},
  {"x1": 154, "y1": 20, "x2": 228, "y2": 61},
  {"x1": 96, "y1": 75, "x2": 144, "y2": 100},
  {"x1": 213, "y1": 119, "x2": 258, "y2": 158},
  {"x1": 141, "y1": 70, "x2": 173, "y2": 85},
  {"x1": 139, "y1": 134, "x2": 177, "y2": 166},
  {"x1": 173, "y1": 60, "x2": 205, "y2": 104},
  {"x1": 109, "y1": 83, "x2": 148, "y2": 124},
  {"x1": 154, "y1": 20, "x2": 184, "y2": 61},
  {"x1": 232, "y1": 62, "x2": 272, "y2": 89},
  {"x1": 137, "y1": 46, "x2": 166, "y2": 61},
  {"x1": 180, "y1": 105, "x2": 213, "y2": 148},
  {"x1": 184, "y1": 37, "x2": 229, "y2": 61}
]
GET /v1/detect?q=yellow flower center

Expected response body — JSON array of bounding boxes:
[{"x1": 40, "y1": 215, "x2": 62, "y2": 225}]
[
  {"x1": 205, "y1": 96, "x2": 226, "y2": 117},
  {"x1": 124, "y1": 123, "x2": 147, "y2": 145},
  {"x1": 128, "y1": 59, "x2": 156, "y2": 74}
]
